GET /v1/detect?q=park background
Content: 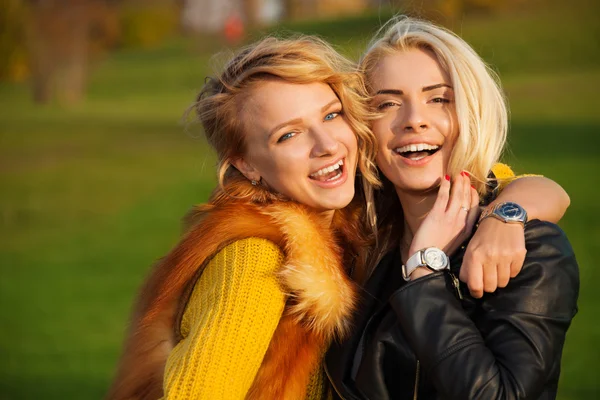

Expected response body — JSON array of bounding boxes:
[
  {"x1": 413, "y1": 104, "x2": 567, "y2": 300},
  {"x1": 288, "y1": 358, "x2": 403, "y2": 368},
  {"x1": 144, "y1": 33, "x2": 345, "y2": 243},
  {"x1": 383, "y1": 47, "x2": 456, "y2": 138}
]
[{"x1": 1, "y1": 0, "x2": 598, "y2": 398}]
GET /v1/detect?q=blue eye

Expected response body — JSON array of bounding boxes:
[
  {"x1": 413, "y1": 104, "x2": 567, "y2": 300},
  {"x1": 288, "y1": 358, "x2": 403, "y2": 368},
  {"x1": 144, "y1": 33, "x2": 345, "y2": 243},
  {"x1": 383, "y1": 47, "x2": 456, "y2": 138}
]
[
  {"x1": 324, "y1": 111, "x2": 340, "y2": 121},
  {"x1": 277, "y1": 132, "x2": 296, "y2": 143}
]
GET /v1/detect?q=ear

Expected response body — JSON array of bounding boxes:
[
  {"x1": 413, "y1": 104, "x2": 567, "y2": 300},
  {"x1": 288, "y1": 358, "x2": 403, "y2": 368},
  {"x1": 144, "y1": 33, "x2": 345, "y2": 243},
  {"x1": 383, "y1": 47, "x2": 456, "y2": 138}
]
[{"x1": 231, "y1": 157, "x2": 261, "y2": 182}]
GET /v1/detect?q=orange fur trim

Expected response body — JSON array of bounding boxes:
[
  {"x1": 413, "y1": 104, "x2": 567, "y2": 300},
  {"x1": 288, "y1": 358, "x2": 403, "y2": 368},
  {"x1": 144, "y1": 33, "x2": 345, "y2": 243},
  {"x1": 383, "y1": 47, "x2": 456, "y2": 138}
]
[{"x1": 106, "y1": 180, "x2": 358, "y2": 399}]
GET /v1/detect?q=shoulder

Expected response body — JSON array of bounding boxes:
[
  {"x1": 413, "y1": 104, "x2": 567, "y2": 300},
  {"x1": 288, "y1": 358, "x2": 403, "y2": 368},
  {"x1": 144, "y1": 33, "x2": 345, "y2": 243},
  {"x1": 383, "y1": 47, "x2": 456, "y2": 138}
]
[
  {"x1": 209, "y1": 237, "x2": 284, "y2": 274},
  {"x1": 490, "y1": 162, "x2": 515, "y2": 180},
  {"x1": 500, "y1": 220, "x2": 579, "y2": 316},
  {"x1": 524, "y1": 219, "x2": 575, "y2": 259}
]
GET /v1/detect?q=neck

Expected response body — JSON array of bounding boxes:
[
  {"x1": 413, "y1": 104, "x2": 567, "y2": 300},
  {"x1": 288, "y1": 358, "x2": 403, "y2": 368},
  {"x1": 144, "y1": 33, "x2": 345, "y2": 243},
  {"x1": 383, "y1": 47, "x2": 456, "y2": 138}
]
[
  {"x1": 396, "y1": 186, "x2": 437, "y2": 251},
  {"x1": 320, "y1": 209, "x2": 335, "y2": 227}
]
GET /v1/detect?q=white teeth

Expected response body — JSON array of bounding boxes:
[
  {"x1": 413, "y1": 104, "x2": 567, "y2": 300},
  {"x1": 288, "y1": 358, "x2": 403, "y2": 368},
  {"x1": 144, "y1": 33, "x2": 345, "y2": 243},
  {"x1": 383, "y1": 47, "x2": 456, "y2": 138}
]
[
  {"x1": 394, "y1": 143, "x2": 439, "y2": 153},
  {"x1": 310, "y1": 159, "x2": 344, "y2": 178}
]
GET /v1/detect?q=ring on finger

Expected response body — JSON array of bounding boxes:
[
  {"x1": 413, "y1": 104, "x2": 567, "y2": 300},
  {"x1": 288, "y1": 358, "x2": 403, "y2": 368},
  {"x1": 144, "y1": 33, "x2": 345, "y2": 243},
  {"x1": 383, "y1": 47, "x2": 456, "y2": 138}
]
[{"x1": 461, "y1": 206, "x2": 469, "y2": 212}]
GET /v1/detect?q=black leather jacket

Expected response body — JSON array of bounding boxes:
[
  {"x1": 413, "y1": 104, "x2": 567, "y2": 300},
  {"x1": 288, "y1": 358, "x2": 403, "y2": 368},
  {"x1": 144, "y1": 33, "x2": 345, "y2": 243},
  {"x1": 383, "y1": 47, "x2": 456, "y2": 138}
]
[{"x1": 325, "y1": 220, "x2": 579, "y2": 400}]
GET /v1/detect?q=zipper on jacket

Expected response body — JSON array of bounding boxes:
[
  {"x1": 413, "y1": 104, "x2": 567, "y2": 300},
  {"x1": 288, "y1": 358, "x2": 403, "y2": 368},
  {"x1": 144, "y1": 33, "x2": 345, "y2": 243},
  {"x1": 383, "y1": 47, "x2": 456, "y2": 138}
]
[
  {"x1": 413, "y1": 359, "x2": 420, "y2": 400},
  {"x1": 448, "y1": 271, "x2": 463, "y2": 300}
]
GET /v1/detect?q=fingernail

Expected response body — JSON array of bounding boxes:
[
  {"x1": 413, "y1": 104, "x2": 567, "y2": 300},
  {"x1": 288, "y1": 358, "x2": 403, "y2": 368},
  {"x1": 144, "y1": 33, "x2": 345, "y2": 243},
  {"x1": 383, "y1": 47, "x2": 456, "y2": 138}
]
[
  {"x1": 445, "y1": 175, "x2": 450, "y2": 181},
  {"x1": 471, "y1": 184, "x2": 476, "y2": 189},
  {"x1": 461, "y1": 171, "x2": 470, "y2": 177}
]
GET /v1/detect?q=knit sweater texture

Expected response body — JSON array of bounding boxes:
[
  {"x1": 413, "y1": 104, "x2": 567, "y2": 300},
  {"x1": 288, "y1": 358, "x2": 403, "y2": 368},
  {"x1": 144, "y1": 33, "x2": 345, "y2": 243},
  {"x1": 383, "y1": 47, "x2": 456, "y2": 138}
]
[{"x1": 162, "y1": 238, "x2": 328, "y2": 399}]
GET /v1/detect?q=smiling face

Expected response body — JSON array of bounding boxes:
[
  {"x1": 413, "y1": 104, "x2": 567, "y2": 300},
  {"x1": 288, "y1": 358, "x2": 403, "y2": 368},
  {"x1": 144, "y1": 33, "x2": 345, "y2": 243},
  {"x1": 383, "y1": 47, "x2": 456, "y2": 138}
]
[
  {"x1": 370, "y1": 48, "x2": 459, "y2": 193},
  {"x1": 234, "y1": 80, "x2": 358, "y2": 211}
]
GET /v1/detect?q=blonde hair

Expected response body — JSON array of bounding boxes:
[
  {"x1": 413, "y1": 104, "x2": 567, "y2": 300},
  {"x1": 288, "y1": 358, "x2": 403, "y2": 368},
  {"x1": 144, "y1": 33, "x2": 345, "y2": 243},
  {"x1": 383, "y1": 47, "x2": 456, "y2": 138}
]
[
  {"x1": 190, "y1": 35, "x2": 380, "y2": 228},
  {"x1": 361, "y1": 16, "x2": 508, "y2": 194},
  {"x1": 355, "y1": 17, "x2": 509, "y2": 281}
]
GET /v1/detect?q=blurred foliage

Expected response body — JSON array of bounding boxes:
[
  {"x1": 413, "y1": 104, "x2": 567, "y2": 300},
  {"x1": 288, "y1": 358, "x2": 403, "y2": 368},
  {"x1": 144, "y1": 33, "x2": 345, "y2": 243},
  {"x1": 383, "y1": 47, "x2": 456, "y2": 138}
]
[
  {"x1": 0, "y1": 0, "x2": 180, "y2": 85},
  {"x1": 0, "y1": 0, "x2": 29, "y2": 82},
  {"x1": 117, "y1": 2, "x2": 180, "y2": 49}
]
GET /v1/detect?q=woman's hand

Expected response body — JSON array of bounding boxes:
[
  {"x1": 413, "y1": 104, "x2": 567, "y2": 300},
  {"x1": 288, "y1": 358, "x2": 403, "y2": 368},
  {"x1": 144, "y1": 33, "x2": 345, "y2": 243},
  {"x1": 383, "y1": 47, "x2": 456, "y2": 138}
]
[
  {"x1": 408, "y1": 173, "x2": 479, "y2": 279},
  {"x1": 458, "y1": 175, "x2": 566, "y2": 298},
  {"x1": 459, "y1": 217, "x2": 527, "y2": 298}
]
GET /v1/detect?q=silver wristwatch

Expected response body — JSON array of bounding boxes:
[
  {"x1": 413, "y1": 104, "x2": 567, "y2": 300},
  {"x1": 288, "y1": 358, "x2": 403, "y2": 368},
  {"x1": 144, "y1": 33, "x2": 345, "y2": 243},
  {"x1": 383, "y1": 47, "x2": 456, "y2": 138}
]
[
  {"x1": 402, "y1": 247, "x2": 449, "y2": 281},
  {"x1": 479, "y1": 201, "x2": 528, "y2": 226}
]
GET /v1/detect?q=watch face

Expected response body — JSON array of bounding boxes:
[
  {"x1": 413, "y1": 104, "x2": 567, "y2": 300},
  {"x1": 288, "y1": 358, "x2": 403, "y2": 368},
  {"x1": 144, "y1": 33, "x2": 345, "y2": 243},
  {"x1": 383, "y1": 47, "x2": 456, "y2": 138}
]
[
  {"x1": 423, "y1": 248, "x2": 448, "y2": 270},
  {"x1": 496, "y1": 202, "x2": 526, "y2": 222}
]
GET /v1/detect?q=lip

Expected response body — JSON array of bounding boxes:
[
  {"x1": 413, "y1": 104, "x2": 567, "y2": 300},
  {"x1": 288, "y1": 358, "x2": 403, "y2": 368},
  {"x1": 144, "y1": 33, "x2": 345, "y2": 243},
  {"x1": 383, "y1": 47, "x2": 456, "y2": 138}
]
[{"x1": 309, "y1": 157, "x2": 348, "y2": 188}]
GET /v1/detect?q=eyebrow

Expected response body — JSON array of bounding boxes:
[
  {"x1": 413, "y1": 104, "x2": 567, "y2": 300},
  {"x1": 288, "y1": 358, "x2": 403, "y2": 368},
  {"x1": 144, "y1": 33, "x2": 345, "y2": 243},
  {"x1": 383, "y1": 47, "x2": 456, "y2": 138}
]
[
  {"x1": 321, "y1": 99, "x2": 341, "y2": 112},
  {"x1": 268, "y1": 99, "x2": 341, "y2": 138},
  {"x1": 374, "y1": 84, "x2": 453, "y2": 96},
  {"x1": 375, "y1": 89, "x2": 403, "y2": 96},
  {"x1": 422, "y1": 83, "x2": 453, "y2": 92}
]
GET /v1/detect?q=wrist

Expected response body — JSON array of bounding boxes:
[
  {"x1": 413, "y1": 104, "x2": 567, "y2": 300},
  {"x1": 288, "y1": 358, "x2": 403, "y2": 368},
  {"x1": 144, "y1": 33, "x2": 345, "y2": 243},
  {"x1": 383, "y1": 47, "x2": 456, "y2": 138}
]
[
  {"x1": 410, "y1": 267, "x2": 433, "y2": 280},
  {"x1": 479, "y1": 201, "x2": 528, "y2": 226}
]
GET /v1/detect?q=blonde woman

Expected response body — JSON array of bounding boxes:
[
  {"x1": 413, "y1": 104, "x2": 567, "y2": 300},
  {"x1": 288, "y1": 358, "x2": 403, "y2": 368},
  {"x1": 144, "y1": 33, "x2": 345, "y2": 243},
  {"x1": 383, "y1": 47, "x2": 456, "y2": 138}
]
[{"x1": 326, "y1": 17, "x2": 578, "y2": 399}]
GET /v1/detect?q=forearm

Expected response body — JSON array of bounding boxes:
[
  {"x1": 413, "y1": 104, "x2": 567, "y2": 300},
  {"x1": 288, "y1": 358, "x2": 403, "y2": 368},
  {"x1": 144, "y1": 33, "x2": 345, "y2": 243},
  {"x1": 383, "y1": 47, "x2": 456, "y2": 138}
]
[{"x1": 492, "y1": 176, "x2": 570, "y2": 222}]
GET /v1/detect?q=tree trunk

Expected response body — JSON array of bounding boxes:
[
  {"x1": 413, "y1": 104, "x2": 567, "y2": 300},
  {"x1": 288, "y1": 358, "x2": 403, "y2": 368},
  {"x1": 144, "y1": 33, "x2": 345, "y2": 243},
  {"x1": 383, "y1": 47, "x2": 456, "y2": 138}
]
[{"x1": 28, "y1": 0, "x2": 91, "y2": 105}]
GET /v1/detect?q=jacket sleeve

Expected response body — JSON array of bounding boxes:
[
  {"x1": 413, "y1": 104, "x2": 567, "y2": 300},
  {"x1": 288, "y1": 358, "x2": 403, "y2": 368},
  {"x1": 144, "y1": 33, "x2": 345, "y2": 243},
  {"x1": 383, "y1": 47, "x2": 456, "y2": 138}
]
[
  {"x1": 163, "y1": 238, "x2": 286, "y2": 399},
  {"x1": 389, "y1": 221, "x2": 579, "y2": 399}
]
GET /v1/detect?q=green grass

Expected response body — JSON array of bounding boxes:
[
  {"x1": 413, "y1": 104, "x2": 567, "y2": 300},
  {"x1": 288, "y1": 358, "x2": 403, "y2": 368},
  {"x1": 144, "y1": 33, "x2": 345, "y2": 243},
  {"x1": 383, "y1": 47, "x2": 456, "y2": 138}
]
[{"x1": 1, "y1": 3, "x2": 599, "y2": 399}]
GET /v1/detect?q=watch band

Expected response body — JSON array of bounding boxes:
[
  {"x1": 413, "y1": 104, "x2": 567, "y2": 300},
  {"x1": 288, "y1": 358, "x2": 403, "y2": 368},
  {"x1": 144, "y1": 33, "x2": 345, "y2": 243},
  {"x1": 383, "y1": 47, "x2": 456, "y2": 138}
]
[{"x1": 402, "y1": 250, "x2": 424, "y2": 281}]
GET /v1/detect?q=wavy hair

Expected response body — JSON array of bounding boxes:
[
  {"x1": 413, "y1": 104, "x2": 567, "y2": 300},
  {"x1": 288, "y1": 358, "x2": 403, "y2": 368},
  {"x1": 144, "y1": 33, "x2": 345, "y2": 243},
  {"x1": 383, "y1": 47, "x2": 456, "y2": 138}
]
[{"x1": 190, "y1": 35, "x2": 381, "y2": 231}]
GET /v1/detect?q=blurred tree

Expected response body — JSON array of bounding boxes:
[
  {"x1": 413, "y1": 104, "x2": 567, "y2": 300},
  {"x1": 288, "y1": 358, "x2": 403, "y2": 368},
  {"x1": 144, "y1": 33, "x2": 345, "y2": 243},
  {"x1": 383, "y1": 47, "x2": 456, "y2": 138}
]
[
  {"x1": 0, "y1": 0, "x2": 29, "y2": 82},
  {"x1": 25, "y1": 0, "x2": 118, "y2": 105},
  {"x1": 118, "y1": 1, "x2": 178, "y2": 48}
]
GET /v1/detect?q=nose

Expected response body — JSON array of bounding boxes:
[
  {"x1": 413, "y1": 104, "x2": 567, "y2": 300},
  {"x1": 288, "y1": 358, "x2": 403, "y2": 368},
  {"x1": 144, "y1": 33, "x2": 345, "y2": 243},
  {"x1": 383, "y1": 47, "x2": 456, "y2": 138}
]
[
  {"x1": 310, "y1": 126, "x2": 339, "y2": 157},
  {"x1": 396, "y1": 101, "x2": 429, "y2": 133}
]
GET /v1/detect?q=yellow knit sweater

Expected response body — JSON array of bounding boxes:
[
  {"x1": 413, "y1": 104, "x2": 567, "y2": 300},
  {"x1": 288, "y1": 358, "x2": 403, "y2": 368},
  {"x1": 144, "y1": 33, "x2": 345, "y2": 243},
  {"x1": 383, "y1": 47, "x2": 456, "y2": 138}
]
[{"x1": 162, "y1": 237, "x2": 328, "y2": 399}]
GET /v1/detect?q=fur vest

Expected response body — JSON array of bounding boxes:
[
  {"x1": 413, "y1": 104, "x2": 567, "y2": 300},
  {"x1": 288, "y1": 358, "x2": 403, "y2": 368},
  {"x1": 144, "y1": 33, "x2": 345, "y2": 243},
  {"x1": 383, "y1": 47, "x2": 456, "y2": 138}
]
[{"x1": 106, "y1": 179, "x2": 360, "y2": 399}]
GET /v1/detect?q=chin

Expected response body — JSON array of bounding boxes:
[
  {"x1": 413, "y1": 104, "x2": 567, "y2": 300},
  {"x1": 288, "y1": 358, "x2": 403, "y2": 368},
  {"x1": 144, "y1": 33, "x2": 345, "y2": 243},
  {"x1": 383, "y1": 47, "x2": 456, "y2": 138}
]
[
  {"x1": 389, "y1": 172, "x2": 441, "y2": 194},
  {"x1": 315, "y1": 189, "x2": 355, "y2": 211}
]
